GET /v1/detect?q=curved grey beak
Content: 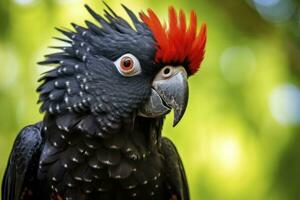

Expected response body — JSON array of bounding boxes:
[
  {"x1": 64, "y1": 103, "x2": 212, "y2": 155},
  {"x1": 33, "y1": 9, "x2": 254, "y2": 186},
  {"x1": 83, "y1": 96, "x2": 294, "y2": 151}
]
[{"x1": 138, "y1": 66, "x2": 189, "y2": 127}]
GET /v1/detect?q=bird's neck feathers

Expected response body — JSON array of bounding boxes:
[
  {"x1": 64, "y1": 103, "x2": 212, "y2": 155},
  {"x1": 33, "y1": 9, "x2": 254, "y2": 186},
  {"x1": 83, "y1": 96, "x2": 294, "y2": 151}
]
[{"x1": 42, "y1": 112, "x2": 164, "y2": 156}]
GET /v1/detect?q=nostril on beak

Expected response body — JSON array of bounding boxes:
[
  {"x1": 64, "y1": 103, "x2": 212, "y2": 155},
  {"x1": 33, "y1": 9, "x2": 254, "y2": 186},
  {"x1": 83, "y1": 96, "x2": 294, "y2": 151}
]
[{"x1": 161, "y1": 66, "x2": 174, "y2": 79}]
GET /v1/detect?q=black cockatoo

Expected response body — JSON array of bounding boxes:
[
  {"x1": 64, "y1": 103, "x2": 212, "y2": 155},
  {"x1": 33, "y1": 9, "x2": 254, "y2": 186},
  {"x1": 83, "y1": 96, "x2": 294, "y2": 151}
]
[{"x1": 2, "y1": 2, "x2": 206, "y2": 200}]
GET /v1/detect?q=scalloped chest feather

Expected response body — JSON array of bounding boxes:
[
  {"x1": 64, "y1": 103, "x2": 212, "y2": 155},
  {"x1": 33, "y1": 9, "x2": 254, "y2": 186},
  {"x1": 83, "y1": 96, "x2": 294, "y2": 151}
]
[{"x1": 37, "y1": 113, "x2": 167, "y2": 199}]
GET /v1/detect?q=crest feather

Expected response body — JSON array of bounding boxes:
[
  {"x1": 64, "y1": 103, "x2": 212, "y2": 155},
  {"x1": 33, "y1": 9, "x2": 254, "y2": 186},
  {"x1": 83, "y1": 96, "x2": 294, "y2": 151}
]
[{"x1": 140, "y1": 7, "x2": 207, "y2": 75}]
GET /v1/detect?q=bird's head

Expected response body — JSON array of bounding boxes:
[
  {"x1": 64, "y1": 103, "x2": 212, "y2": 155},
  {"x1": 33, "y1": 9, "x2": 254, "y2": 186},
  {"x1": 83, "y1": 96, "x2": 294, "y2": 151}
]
[{"x1": 37, "y1": 3, "x2": 206, "y2": 133}]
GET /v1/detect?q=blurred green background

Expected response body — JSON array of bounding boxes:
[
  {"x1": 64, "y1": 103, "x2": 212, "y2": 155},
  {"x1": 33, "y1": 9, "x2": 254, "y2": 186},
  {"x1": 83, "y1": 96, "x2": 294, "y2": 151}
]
[{"x1": 1, "y1": 0, "x2": 300, "y2": 199}]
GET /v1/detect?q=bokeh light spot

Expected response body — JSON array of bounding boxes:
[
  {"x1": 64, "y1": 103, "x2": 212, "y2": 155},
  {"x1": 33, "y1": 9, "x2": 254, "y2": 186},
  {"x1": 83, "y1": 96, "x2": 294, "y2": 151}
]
[
  {"x1": 0, "y1": 48, "x2": 19, "y2": 89},
  {"x1": 269, "y1": 84, "x2": 300, "y2": 125},
  {"x1": 220, "y1": 46, "x2": 256, "y2": 84},
  {"x1": 253, "y1": 0, "x2": 280, "y2": 7},
  {"x1": 55, "y1": 0, "x2": 82, "y2": 5},
  {"x1": 218, "y1": 138, "x2": 239, "y2": 169},
  {"x1": 14, "y1": 0, "x2": 35, "y2": 5},
  {"x1": 212, "y1": 136, "x2": 241, "y2": 172},
  {"x1": 253, "y1": 0, "x2": 296, "y2": 23}
]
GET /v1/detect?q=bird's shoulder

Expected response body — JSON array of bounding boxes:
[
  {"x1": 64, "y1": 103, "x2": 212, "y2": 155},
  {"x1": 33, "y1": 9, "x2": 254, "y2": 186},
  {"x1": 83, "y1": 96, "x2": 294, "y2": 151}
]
[
  {"x1": 2, "y1": 122, "x2": 45, "y2": 200},
  {"x1": 159, "y1": 137, "x2": 190, "y2": 200}
]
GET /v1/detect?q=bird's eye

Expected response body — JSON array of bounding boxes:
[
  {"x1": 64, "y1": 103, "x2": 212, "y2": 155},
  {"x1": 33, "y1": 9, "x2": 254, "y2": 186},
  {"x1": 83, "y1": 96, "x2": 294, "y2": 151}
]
[{"x1": 114, "y1": 53, "x2": 142, "y2": 77}]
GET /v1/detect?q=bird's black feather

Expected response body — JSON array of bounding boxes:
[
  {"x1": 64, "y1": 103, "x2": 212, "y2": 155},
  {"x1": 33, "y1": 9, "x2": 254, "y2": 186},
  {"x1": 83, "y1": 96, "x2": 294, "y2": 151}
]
[
  {"x1": 160, "y1": 137, "x2": 190, "y2": 200},
  {"x1": 1, "y1": 122, "x2": 46, "y2": 200}
]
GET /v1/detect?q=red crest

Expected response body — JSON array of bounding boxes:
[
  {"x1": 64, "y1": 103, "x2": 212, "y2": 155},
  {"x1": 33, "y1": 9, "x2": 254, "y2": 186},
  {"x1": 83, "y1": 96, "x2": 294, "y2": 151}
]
[{"x1": 140, "y1": 7, "x2": 207, "y2": 75}]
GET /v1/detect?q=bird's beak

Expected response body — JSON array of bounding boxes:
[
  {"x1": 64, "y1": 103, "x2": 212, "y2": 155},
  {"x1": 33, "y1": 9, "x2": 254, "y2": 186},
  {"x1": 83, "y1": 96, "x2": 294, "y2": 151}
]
[{"x1": 138, "y1": 66, "x2": 189, "y2": 127}]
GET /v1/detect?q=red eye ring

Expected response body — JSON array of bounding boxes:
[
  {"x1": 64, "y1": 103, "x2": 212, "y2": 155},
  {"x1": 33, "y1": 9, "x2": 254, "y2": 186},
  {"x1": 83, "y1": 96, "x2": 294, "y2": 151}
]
[{"x1": 120, "y1": 56, "x2": 134, "y2": 72}]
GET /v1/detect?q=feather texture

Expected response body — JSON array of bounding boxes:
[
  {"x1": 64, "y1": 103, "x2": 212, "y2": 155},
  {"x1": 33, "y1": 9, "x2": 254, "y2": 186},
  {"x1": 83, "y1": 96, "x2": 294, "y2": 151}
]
[{"x1": 140, "y1": 7, "x2": 207, "y2": 75}]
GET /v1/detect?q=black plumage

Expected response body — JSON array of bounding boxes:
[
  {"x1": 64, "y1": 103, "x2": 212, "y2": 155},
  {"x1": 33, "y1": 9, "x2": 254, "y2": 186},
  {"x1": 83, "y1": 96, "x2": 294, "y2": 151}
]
[{"x1": 2, "y1": 3, "x2": 191, "y2": 200}]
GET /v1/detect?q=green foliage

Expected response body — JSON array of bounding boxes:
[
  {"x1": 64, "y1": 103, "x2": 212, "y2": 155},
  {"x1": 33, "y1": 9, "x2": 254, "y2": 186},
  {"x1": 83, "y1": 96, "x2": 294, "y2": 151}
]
[{"x1": 1, "y1": 0, "x2": 300, "y2": 199}]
